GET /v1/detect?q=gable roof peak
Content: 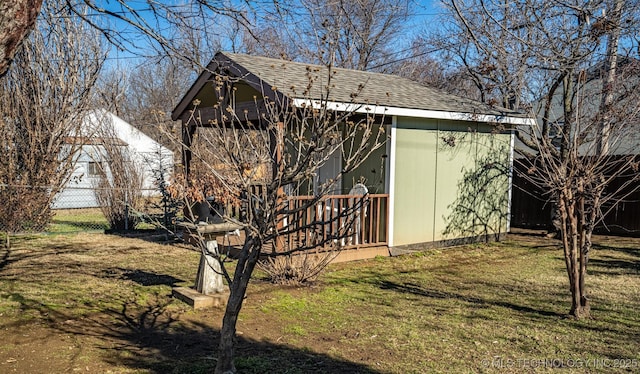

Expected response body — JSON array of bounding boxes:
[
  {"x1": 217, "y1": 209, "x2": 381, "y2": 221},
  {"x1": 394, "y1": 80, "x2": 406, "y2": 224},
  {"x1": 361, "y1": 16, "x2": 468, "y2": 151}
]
[{"x1": 173, "y1": 51, "x2": 531, "y2": 123}]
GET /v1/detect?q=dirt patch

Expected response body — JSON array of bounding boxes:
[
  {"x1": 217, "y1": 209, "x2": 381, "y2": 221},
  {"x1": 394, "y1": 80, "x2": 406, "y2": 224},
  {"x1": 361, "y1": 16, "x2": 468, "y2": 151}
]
[{"x1": 0, "y1": 233, "x2": 379, "y2": 373}]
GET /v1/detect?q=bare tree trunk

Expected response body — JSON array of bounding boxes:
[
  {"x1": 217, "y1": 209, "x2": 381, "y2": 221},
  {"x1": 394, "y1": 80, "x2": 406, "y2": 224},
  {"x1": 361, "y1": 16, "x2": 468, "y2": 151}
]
[
  {"x1": 215, "y1": 236, "x2": 261, "y2": 374},
  {"x1": 563, "y1": 0, "x2": 625, "y2": 319},
  {"x1": 216, "y1": 290, "x2": 242, "y2": 374},
  {"x1": 0, "y1": 0, "x2": 43, "y2": 78},
  {"x1": 560, "y1": 184, "x2": 591, "y2": 318},
  {"x1": 567, "y1": 190, "x2": 580, "y2": 316},
  {"x1": 574, "y1": 179, "x2": 590, "y2": 318},
  {"x1": 597, "y1": 0, "x2": 624, "y2": 155}
]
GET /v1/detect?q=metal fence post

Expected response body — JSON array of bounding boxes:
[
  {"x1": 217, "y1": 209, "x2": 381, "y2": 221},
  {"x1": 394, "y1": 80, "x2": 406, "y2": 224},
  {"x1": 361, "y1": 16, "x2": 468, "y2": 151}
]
[{"x1": 124, "y1": 189, "x2": 129, "y2": 231}]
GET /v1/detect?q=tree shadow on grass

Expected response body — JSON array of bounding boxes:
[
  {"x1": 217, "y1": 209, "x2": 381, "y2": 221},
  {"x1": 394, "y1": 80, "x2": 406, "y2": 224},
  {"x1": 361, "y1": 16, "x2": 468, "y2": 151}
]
[
  {"x1": 48, "y1": 219, "x2": 108, "y2": 232},
  {"x1": 589, "y1": 243, "x2": 640, "y2": 275},
  {"x1": 588, "y1": 258, "x2": 639, "y2": 275},
  {"x1": 376, "y1": 280, "x2": 564, "y2": 318},
  {"x1": 0, "y1": 239, "x2": 93, "y2": 274},
  {"x1": 370, "y1": 278, "x2": 638, "y2": 344},
  {"x1": 101, "y1": 267, "x2": 184, "y2": 287},
  {"x1": 3, "y1": 288, "x2": 381, "y2": 374},
  {"x1": 103, "y1": 229, "x2": 179, "y2": 246},
  {"x1": 0, "y1": 247, "x2": 9, "y2": 271},
  {"x1": 591, "y1": 243, "x2": 640, "y2": 259}
]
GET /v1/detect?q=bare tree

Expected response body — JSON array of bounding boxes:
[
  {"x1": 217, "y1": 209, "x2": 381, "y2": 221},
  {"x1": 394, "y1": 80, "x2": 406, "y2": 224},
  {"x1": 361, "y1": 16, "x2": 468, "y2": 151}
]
[
  {"x1": 0, "y1": 0, "x2": 416, "y2": 80},
  {"x1": 430, "y1": 0, "x2": 556, "y2": 110},
  {"x1": 124, "y1": 60, "x2": 194, "y2": 146},
  {"x1": 0, "y1": 1, "x2": 105, "y2": 239},
  {"x1": 389, "y1": 40, "x2": 484, "y2": 99},
  {"x1": 169, "y1": 59, "x2": 386, "y2": 372},
  {"x1": 518, "y1": 62, "x2": 640, "y2": 318},
  {"x1": 64, "y1": 0, "x2": 250, "y2": 70},
  {"x1": 244, "y1": 0, "x2": 412, "y2": 70},
  {"x1": 436, "y1": 0, "x2": 640, "y2": 318},
  {"x1": 93, "y1": 64, "x2": 130, "y2": 118},
  {"x1": 93, "y1": 58, "x2": 192, "y2": 153}
]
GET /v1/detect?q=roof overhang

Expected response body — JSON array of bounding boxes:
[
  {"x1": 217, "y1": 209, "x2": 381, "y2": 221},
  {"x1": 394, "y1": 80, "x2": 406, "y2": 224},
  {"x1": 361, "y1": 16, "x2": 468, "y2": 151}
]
[
  {"x1": 172, "y1": 52, "x2": 285, "y2": 122},
  {"x1": 291, "y1": 98, "x2": 535, "y2": 126},
  {"x1": 173, "y1": 52, "x2": 535, "y2": 127}
]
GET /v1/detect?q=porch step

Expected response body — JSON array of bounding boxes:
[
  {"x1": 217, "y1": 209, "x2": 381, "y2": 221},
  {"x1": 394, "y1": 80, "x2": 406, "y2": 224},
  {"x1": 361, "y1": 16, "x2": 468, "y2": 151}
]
[{"x1": 332, "y1": 246, "x2": 390, "y2": 263}]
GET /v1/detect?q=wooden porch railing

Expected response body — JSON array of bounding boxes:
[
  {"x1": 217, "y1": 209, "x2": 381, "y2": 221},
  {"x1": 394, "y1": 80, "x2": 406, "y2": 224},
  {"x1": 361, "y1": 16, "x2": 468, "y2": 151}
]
[{"x1": 278, "y1": 194, "x2": 389, "y2": 251}]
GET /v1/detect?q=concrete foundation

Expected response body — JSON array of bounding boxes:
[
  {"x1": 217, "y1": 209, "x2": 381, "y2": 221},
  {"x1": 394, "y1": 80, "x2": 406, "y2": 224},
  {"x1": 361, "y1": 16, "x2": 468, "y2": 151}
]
[{"x1": 172, "y1": 287, "x2": 229, "y2": 310}]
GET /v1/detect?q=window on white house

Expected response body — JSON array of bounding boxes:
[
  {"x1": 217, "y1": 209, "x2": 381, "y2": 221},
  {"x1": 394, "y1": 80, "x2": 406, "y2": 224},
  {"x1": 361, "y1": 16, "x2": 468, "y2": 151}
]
[{"x1": 87, "y1": 162, "x2": 103, "y2": 177}]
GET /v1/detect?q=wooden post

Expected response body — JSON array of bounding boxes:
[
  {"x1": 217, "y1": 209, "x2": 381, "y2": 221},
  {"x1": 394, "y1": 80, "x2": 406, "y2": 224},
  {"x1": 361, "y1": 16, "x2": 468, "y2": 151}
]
[
  {"x1": 271, "y1": 121, "x2": 286, "y2": 253},
  {"x1": 182, "y1": 120, "x2": 196, "y2": 180}
]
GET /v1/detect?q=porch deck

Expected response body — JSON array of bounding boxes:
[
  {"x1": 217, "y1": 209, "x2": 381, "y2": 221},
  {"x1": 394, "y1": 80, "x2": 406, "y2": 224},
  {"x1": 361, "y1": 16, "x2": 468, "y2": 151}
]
[
  {"x1": 220, "y1": 232, "x2": 390, "y2": 263},
  {"x1": 201, "y1": 193, "x2": 390, "y2": 263}
]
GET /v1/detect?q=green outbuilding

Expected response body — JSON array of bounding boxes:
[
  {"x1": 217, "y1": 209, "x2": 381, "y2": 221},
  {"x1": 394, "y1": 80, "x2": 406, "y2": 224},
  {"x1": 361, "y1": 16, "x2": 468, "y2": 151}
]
[{"x1": 173, "y1": 52, "x2": 533, "y2": 257}]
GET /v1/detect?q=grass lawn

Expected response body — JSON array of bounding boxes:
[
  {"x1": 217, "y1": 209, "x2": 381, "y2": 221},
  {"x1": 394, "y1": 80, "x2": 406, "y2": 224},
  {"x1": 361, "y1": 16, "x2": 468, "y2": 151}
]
[
  {"x1": 48, "y1": 208, "x2": 159, "y2": 233},
  {"x1": 48, "y1": 208, "x2": 109, "y2": 233},
  {"x1": 0, "y1": 232, "x2": 638, "y2": 373}
]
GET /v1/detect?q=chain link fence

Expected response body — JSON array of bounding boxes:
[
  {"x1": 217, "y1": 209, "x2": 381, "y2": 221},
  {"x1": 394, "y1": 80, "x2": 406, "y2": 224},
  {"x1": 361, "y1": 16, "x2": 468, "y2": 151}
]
[{"x1": 0, "y1": 184, "x2": 180, "y2": 237}]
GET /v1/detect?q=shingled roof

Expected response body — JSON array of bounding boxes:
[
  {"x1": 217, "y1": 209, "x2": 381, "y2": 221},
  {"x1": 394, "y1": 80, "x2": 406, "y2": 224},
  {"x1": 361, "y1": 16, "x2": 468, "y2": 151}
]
[{"x1": 173, "y1": 52, "x2": 531, "y2": 123}]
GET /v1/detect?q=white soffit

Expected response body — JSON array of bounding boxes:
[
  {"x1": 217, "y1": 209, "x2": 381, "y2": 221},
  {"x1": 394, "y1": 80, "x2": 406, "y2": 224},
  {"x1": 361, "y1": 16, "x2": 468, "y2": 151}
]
[{"x1": 291, "y1": 98, "x2": 535, "y2": 126}]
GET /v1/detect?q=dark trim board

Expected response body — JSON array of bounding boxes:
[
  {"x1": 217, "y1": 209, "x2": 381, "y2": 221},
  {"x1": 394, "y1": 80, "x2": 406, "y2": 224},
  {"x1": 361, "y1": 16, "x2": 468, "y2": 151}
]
[{"x1": 389, "y1": 233, "x2": 508, "y2": 256}]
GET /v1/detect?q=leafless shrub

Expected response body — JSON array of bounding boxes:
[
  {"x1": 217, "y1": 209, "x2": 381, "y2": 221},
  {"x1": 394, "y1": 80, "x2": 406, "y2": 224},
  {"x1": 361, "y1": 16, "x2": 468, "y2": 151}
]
[
  {"x1": 91, "y1": 114, "x2": 145, "y2": 231},
  {"x1": 258, "y1": 250, "x2": 339, "y2": 285}
]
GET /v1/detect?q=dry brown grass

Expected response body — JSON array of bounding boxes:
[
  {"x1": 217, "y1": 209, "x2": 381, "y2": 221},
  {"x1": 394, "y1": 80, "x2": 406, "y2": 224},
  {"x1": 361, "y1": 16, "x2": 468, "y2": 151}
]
[{"x1": 0, "y1": 232, "x2": 638, "y2": 373}]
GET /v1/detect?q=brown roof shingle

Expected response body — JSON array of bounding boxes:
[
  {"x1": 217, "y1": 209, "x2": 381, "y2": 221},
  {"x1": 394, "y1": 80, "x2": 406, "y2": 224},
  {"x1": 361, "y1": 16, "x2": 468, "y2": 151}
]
[
  {"x1": 222, "y1": 52, "x2": 524, "y2": 118},
  {"x1": 173, "y1": 51, "x2": 530, "y2": 122}
]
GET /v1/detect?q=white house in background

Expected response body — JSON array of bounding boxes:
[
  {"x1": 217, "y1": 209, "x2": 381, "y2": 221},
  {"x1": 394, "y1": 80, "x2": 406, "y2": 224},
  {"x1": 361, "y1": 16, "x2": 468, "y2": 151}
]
[{"x1": 52, "y1": 110, "x2": 174, "y2": 209}]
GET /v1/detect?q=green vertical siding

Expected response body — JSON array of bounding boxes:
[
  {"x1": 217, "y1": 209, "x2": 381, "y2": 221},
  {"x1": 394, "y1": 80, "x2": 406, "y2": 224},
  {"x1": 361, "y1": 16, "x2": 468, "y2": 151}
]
[
  {"x1": 473, "y1": 130, "x2": 511, "y2": 237},
  {"x1": 342, "y1": 123, "x2": 388, "y2": 194},
  {"x1": 392, "y1": 117, "x2": 511, "y2": 247},
  {"x1": 433, "y1": 123, "x2": 478, "y2": 241},
  {"x1": 392, "y1": 118, "x2": 438, "y2": 246}
]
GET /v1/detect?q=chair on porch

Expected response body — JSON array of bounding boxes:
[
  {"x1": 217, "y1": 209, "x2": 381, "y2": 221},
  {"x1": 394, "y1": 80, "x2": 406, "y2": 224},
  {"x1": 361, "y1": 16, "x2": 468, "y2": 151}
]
[
  {"x1": 314, "y1": 183, "x2": 369, "y2": 247},
  {"x1": 348, "y1": 184, "x2": 368, "y2": 246}
]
